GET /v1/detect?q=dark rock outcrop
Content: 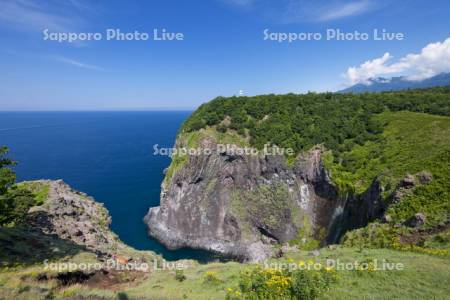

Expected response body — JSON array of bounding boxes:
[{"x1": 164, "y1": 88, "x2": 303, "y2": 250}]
[
  {"x1": 404, "y1": 213, "x2": 426, "y2": 228},
  {"x1": 145, "y1": 133, "x2": 386, "y2": 262},
  {"x1": 326, "y1": 177, "x2": 385, "y2": 243}
]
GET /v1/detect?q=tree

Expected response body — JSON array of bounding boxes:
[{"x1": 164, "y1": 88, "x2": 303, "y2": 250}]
[
  {"x1": 0, "y1": 146, "x2": 36, "y2": 226},
  {"x1": 0, "y1": 146, "x2": 16, "y2": 195},
  {"x1": 180, "y1": 86, "x2": 450, "y2": 160}
]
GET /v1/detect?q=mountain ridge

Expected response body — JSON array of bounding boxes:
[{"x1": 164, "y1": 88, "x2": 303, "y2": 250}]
[{"x1": 339, "y1": 73, "x2": 450, "y2": 93}]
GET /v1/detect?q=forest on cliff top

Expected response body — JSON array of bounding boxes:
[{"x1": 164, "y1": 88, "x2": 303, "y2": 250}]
[{"x1": 181, "y1": 86, "x2": 450, "y2": 161}]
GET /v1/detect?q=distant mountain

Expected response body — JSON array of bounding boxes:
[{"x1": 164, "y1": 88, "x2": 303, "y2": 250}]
[{"x1": 339, "y1": 73, "x2": 450, "y2": 93}]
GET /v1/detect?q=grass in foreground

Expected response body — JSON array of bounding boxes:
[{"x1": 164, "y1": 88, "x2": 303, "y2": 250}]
[{"x1": 1, "y1": 246, "x2": 449, "y2": 300}]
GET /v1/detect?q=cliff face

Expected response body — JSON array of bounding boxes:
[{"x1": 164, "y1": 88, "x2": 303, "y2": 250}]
[
  {"x1": 145, "y1": 134, "x2": 385, "y2": 262},
  {"x1": 27, "y1": 180, "x2": 127, "y2": 255}
]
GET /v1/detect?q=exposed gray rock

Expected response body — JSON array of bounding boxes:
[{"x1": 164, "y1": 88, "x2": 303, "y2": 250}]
[
  {"x1": 327, "y1": 244, "x2": 338, "y2": 250},
  {"x1": 392, "y1": 172, "x2": 432, "y2": 204},
  {"x1": 400, "y1": 174, "x2": 416, "y2": 189},
  {"x1": 27, "y1": 180, "x2": 127, "y2": 255},
  {"x1": 416, "y1": 171, "x2": 433, "y2": 184},
  {"x1": 281, "y1": 243, "x2": 299, "y2": 253},
  {"x1": 382, "y1": 214, "x2": 393, "y2": 223},
  {"x1": 326, "y1": 176, "x2": 385, "y2": 244},
  {"x1": 404, "y1": 213, "x2": 426, "y2": 228},
  {"x1": 145, "y1": 133, "x2": 385, "y2": 262}
]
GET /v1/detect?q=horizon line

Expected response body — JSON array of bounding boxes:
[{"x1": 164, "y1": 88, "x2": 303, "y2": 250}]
[{"x1": 0, "y1": 108, "x2": 196, "y2": 112}]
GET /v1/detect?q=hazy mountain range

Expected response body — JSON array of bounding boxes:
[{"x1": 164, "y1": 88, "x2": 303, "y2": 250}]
[{"x1": 339, "y1": 73, "x2": 450, "y2": 93}]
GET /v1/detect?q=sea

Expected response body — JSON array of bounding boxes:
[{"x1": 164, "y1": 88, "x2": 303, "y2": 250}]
[{"x1": 0, "y1": 111, "x2": 217, "y2": 262}]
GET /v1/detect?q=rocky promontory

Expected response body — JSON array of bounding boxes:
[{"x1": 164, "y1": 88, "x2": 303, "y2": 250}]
[
  {"x1": 26, "y1": 180, "x2": 128, "y2": 255},
  {"x1": 144, "y1": 131, "x2": 384, "y2": 262}
]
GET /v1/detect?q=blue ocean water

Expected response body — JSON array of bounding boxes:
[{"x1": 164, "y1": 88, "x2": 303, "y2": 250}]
[{"x1": 0, "y1": 111, "x2": 215, "y2": 261}]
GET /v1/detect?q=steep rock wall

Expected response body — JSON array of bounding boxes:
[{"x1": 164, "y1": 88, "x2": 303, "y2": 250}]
[{"x1": 145, "y1": 136, "x2": 384, "y2": 262}]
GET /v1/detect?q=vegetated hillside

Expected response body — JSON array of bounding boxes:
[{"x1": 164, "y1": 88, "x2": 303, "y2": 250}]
[
  {"x1": 1, "y1": 90, "x2": 450, "y2": 299},
  {"x1": 328, "y1": 111, "x2": 450, "y2": 226},
  {"x1": 178, "y1": 87, "x2": 450, "y2": 230},
  {"x1": 181, "y1": 86, "x2": 450, "y2": 161},
  {"x1": 1, "y1": 245, "x2": 449, "y2": 299}
]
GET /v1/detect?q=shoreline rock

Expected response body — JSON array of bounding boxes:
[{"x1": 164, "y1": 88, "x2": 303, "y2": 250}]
[{"x1": 27, "y1": 179, "x2": 128, "y2": 256}]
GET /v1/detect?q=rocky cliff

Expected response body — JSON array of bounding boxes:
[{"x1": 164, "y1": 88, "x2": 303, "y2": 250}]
[
  {"x1": 27, "y1": 180, "x2": 128, "y2": 255},
  {"x1": 145, "y1": 131, "x2": 385, "y2": 262}
]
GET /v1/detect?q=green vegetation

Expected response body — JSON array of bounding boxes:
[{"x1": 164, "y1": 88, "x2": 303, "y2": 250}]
[
  {"x1": 0, "y1": 146, "x2": 16, "y2": 195},
  {"x1": 289, "y1": 219, "x2": 325, "y2": 251},
  {"x1": 1, "y1": 87, "x2": 450, "y2": 299},
  {"x1": 163, "y1": 127, "x2": 250, "y2": 187},
  {"x1": 0, "y1": 226, "x2": 85, "y2": 268},
  {"x1": 203, "y1": 270, "x2": 223, "y2": 285},
  {"x1": 342, "y1": 222, "x2": 450, "y2": 258},
  {"x1": 229, "y1": 183, "x2": 315, "y2": 243},
  {"x1": 167, "y1": 89, "x2": 450, "y2": 229},
  {"x1": 174, "y1": 87, "x2": 450, "y2": 248},
  {"x1": 227, "y1": 265, "x2": 336, "y2": 300},
  {"x1": 423, "y1": 232, "x2": 450, "y2": 250},
  {"x1": 0, "y1": 147, "x2": 40, "y2": 226},
  {"x1": 175, "y1": 269, "x2": 187, "y2": 282},
  {"x1": 16, "y1": 181, "x2": 49, "y2": 206},
  {"x1": 326, "y1": 111, "x2": 450, "y2": 227},
  {"x1": 243, "y1": 183, "x2": 291, "y2": 228},
  {"x1": 181, "y1": 86, "x2": 450, "y2": 159},
  {"x1": 1, "y1": 247, "x2": 449, "y2": 299},
  {"x1": 342, "y1": 223, "x2": 406, "y2": 250}
]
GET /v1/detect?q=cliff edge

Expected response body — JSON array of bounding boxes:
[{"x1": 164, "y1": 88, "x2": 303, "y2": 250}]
[{"x1": 144, "y1": 131, "x2": 383, "y2": 262}]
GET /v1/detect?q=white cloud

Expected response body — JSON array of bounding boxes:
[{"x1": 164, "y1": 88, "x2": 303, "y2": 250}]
[
  {"x1": 0, "y1": 0, "x2": 86, "y2": 32},
  {"x1": 345, "y1": 52, "x2": 401, "y2": 85},
  {"x1": 344, "y1": 38, "x2": 450, "y2": 85},
  {"x1": 220, "y1": 0, "x2": 380, "y2": 22},
  {"x1": 402, "y1": 39, "x2": 450, "y2": 80},
  {"x1": 53, "y1": 56, "x2": 103, "y2": 71},
  {"x1": 317, "y1": 0, "x2": 372, "y2": 21},
  {"x1": 282, "y1": 0, "x2": 378, "y2": 23}
]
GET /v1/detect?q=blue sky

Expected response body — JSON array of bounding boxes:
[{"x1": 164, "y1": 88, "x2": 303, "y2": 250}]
[{"x1": 0, "y1": 0, "x2": 449, "y2": 110}]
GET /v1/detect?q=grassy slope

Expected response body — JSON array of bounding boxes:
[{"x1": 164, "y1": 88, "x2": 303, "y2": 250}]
[
  {"x1": 326, "y1": 111, "x2": 450, "y2": 226},
  {"x1": 1, "y1": 247, "x2": 449, "y2": 299},
  {"x1": 119, "y1": 248, "x2": 450, "y2": 300},
  {"x1": 16, "y1": 181, "x2": 50, "y2": 206}
]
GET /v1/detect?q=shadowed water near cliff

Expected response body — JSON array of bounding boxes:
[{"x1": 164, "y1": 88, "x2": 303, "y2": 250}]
[{"x1": 0, "y1": 111, "x2": 220, "y2": 262}]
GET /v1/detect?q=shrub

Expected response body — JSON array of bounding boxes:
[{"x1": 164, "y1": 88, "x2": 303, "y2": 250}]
[
  {"x1": 0, "y1": 147, "x2": 38, "y2": 226},
  {"x1": 343, "y1": 223, "x2": 450, "y2": 257},
  {"x1": 175, "y1": 270, "x2": 186, "y2": 282},
  {"x1": 217, "y1": 124, "x2": 228, "y2": 133},
  {"x1": 423, "y1": 232, "x2": 450, "y2": 250},
  {"x1": 341, "y1": 223, "x2": 402, "y2": 249},
  {"x1": 203, "y1": 271, "x2": 221, "y2": 285},
  {"x1": 226, "y1": 266, "x2": 336, "y2": 300}
]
